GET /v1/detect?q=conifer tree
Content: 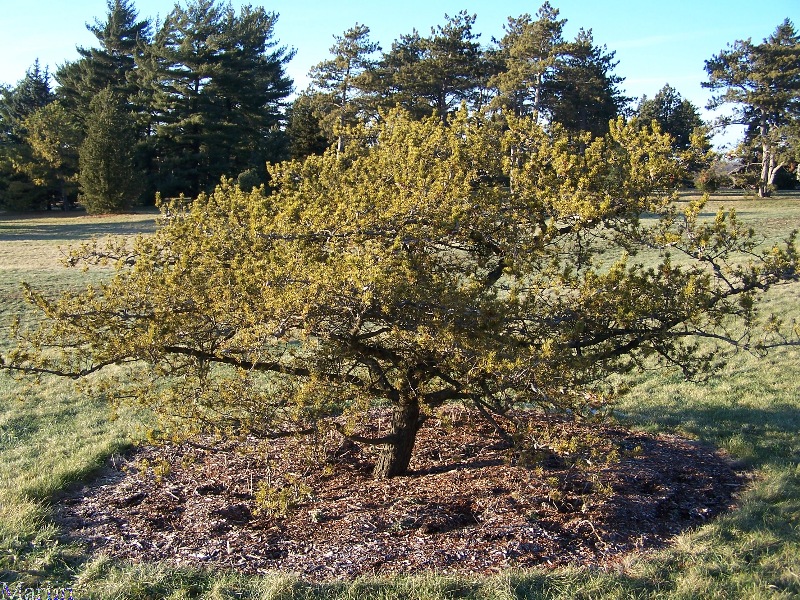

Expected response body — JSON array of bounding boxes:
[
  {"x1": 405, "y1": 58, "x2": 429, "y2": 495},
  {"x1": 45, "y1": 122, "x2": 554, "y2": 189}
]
[
  {"x1": 0, "y1": 62, "x2": 58, "y2": 209},
  {"x1": 309, "y1": 24, "x2": 380, "y2": 153},
  {"x1": 55, "y1": 0, "x2": 151, "y2": 119},
  {"x1": 5, "y1": 110, "x2": 798, "y2": 478},
  {"x1": 491, "y1": 3, "x2": 566, "y2": 120},
  {"x1": 286, "y1": 92, "x2": 330, "y2": 160},
  {"x1": 636, "y1": 84, "x2": 704, "y2": 150},
  {"x1": 369, "y1": 12, "x2": 488, "y2": 122},
  {"x1": 148, "y1": 0, "x2": 293, "y2": 196},
  {"x1": 704, "y1": 19, "x2": 800, "y2": 197},
  {"x1": 79, "y1": 88, "x2": 140, "y2": 213},
  {"x1": 543, "y1": 28, "x2": 628, "y2": 137}
]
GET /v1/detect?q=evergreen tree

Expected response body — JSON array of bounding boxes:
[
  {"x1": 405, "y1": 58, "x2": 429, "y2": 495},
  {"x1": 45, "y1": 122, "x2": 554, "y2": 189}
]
[
  {"x1": 369, "y1": 31, "x2": 431, "y2": 119},
  {"x1": 543, "y1": 29, "x2": 628, "y2": 137},
  {"x1": 418, "y1": 12, "x2": 487, "y2": 121},
  {"x1": 704, "y1": 19, "x2": 800, "y2": 196},
  {"x1": 6, "y1": 110, "x2": 798, "y2": 478},
  {"x1": 149, "y1": 0, "x2": 293, "y2": 196},
  {"x1": 370, "y1": 12, "x2": 488, "y2": 122},
  {"x1": 636, "y1": 84, "x2": 704, "y2": 150},
  {"x1": 491, "y1": 3, "x2": 566, "y2": 120},
  {"x1": 79, "y1": 88, "x2": 140, "y2": 213},
  {"x1": 286, "y1": 92, "x2": 330, "y2": 160},
  {"x1": 0, "y1": 61, "x2": 56, "y2": 209},
  {"x1": 55, "y1": 0, "x2": 151, "y2": 119},
  {"x1": 0, "y1": 60, "x2": 54, "y2": 142},
  {"x1": 309, "y1": 23, "x2": 380, "y2": 153},
  {"x1": 23, "y1": 101, "x2": 82, "y2": 209}
]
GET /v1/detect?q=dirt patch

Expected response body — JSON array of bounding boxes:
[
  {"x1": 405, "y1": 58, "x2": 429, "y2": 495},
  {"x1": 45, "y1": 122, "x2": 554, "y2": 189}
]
[{"x1": 53, "y1": 409, "x2": 745, "y2": 580}]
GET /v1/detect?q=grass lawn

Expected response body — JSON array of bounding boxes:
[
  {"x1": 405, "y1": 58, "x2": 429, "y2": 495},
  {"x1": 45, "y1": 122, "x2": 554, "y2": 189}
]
[{"x1": 0, "y1": 194, "x2": 799, "y2": 599}]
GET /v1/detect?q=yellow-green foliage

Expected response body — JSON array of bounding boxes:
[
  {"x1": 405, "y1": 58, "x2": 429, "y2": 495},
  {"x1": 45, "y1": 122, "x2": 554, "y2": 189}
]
[
  {"x1": 2, "y1": 108, "x2": 797, "y2": 477},
  {"x1": 254, "y1": 474, "x2": 313, "y2": 518}
]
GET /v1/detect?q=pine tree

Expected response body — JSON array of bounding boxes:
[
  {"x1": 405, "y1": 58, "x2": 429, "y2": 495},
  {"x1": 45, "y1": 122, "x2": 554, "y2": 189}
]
[
  {"x1": 79, "y1": 88, "x2": 140, "y2": 213},
  {"x1": 369, "y1": 31, "x2": 431, "y2": 119},
  {"x1": 0, "y1": 60, "x2": 53, "y2": 143},
  {"x1": 149, "y1": 0, "x2": 293, "y2": 196},
  {"x1": 491, "y1": 3, "x2": 566, "y2": 120},
  {"x1": 370, "y1": 12, "x2": 488, "y2": 122},
  {"x1": 286, "y1": 92, "x2": 330, "y2": 160},
  {"x1": 0, "y1": 61, "x2": 57, "y2": 210},
  {"x1": 421, "y1": 12, "x2": 487, "y2": 121},
  {"x1": 543, "y1": 28, "x2": 628, "y2": 137},
  {"x1": 309, "y1": 24, "x2": 380, "y2": 153},
  {"x1": 636, "y1": 84, "x2": 704, "y2": 150},
  {"x1": 704, "y1": 19, "x2": 800, "y2": 196},
  {"x1": 55, "y1": 0, "x2": 151, "y2": 119}
]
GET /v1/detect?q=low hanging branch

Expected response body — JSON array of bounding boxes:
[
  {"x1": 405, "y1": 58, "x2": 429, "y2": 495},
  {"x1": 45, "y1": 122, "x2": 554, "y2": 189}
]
[{"x1": 3, "y1": 109, "x2": 798, "y2": 478}]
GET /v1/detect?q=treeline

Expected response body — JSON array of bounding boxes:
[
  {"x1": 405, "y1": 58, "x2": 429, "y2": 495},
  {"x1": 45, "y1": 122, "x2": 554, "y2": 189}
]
[{"x1": 0, "y1": 0, "x2": 708, "y2": 212}]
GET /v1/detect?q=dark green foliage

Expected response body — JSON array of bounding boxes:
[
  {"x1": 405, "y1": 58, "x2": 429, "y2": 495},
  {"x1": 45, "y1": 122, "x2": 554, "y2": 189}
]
[
  {"x1": 489, "y1": 5, "x2": 626, "y2": 137},
  {"x1": 55, "y1": 0, "x2": 151, "y2": 120},
  {"x1": 0, "y1": 61, "x2": 56, "y2": 210},
  {"x1": 637, "y1": 84, "x2": 704, "y2": 150},
  {"x1": 490, "y1": 3, "x2": 566, "y2": 119},
  {"x1": 309, "y1": 23, "x2": 380, "y2": 152},
  {"x1": 543, "y1": 28, "x2": 628, "y2": 137},
  {"x1": 0, "y1": 60, "x2": 53, "y2": 142},
  {"x1": 147, "y1": 0, "x2": 293, "y2": 197},
  {"x1": 79, "y1": 88, "x2": 141, "y2": 213},
  {"x1": 368, "y1": 31, "x2": 431, "y2": 119},
  {"x1": 704, "y1": 18, "x2": 800, "y2": 196},
  {"x1": 286, "y1": 93, "x2": 330, "y2": 160},
  {"x1": 364, "y1": 12, "x2": 489, "y2": 122}
]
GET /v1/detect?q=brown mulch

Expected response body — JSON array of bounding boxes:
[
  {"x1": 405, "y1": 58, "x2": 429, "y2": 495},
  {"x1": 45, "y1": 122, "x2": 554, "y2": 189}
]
[{"x1": 53, "y1": 408, "x2": 746, "y2": 580}]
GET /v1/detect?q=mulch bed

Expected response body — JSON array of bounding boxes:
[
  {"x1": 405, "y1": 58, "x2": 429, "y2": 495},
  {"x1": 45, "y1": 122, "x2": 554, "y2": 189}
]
[{"x1": 53, "y1": 408, "x2": 745, "y2": 580}]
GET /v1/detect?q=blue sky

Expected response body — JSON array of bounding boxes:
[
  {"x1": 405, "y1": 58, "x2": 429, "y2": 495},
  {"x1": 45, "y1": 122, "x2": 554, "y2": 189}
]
[{"x1": 2, "y1": 0, "x2": 798, "y2": 147}]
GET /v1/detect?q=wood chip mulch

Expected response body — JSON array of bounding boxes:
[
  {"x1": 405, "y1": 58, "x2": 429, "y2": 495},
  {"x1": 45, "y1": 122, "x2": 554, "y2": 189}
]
[{"x1": 52, "y1": 409, "x2": 746, "y2": 580}]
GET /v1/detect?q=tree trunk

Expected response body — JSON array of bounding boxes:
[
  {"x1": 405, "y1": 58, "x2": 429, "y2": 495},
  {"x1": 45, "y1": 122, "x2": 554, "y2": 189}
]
[
  {"x1": 373, "y1": 394, "x2": 421, "y2": 478},
  {"x1": 759, "y1": 119, "x2": 771, "y2": 198}
]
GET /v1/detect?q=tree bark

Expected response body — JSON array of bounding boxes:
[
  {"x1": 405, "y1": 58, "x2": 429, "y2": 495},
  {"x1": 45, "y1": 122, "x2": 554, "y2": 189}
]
[
  {"x1": 373, "y1": 394, "x2": 421, "y2": 478},
  {"x1": 759, "y1": 118, "x2": 772, "y2": 198}
]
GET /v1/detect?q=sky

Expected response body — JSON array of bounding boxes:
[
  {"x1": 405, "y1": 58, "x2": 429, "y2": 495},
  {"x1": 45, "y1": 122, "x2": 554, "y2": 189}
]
[{"x1": 1, "y1": 0, "x2": 798, "y2": 148}]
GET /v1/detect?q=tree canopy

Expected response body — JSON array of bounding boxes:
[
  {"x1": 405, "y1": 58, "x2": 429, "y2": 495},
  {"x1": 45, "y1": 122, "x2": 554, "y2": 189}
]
[
  {"x1": 4, "y1": 109, "x2": 797, "y2": 478},
  {"x1": 704, "y1": 18, "x2": 800, "y2": 196},
  {"x1": 636, "y1": 84, "x2": 704, "y2": 151}
]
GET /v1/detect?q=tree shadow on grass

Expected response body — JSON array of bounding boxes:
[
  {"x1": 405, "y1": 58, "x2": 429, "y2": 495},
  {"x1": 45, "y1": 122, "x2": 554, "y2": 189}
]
[
  {"x1": 617, "y1": 400, "x2": 800, "y2": 469},
  {"x1": 0, "y1": 212, "x2": 158, "y2": 242}
]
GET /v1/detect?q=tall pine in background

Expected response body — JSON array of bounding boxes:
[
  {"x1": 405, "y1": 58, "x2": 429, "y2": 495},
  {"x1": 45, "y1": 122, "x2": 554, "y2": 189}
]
[
  {"x1": 79, "y1": 88, "x2": 140, "y2": 213},
  {"x1": 55, "y1": 0, "x2": 150, "y2": 120},
  {"x1": 0, "y1": 60, "x2": 55, "y2": 209},
  {"x1": 490, "y1": 3, "x2": 566, "y2": 120},
  {"x1": 309, "y1": 24, "x2": 380, "y2": 153},
  {"x1": 147, "y1": 0, "x2": 293, "y2": 197}
]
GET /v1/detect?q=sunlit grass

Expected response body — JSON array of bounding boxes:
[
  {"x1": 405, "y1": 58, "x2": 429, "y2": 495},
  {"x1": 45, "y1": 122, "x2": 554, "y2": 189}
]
[{"x1": 0, "y1": 196, "x2": 798, "y2": 598}]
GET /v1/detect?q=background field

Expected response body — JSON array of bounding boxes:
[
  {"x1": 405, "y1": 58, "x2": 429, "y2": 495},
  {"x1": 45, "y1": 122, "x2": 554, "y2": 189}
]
[{"x1": 0, "y1": 195, "x2": 798, "y2": 599}]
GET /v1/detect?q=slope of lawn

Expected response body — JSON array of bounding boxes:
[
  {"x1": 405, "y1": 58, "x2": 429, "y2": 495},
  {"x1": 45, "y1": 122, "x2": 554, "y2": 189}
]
[{"x1": 0, "y1": 194, "x2": 798, "y2": 599}]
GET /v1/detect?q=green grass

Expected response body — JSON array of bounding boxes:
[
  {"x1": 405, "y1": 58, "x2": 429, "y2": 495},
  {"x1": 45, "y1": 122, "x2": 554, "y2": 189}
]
[{"x1": 1, "y1": 194, "x2": 799, "y2": 599}]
